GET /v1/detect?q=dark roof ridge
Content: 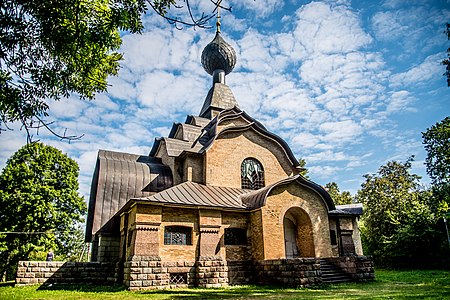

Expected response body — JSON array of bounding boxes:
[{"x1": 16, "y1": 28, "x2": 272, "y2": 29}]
[{"x1": 240, "y1": 175, "x2": 335, "y2": 211}]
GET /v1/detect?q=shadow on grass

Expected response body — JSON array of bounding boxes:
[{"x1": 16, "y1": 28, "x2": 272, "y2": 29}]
[
  {"x1": 0, "y1": 281, "x2": 14, "y2": 287},
  {"x1": 37, "y1": 283, "x2": 128, "y2": 293},
  {"x1": 139, "y1": 285, "x2": 299, "y2": 300}
]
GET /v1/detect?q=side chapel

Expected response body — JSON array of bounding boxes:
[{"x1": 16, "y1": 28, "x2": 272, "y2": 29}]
[{"x1": 85, "y1": 24, "x2": 373, "y2": 290}]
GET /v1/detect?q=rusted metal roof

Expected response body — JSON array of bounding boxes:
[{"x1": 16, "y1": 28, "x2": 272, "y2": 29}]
[
  {"x1": 85, "y1": 150, "x2": 173, "y2": 242},
  {"x1": 132, "y1": 181, "x2": 251, "y2": 209}
]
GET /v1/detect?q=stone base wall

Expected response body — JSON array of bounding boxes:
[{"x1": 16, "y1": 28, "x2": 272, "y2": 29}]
[
  {"x1": 16, "y1": 256, "x2": 374, "y2": 289},
  {"x1": 15, "y1": 261, "x2": 117, "y2": 286},
  {"x1": 227, "y1": 260, "x2": 253, "y2": 285},
  {"x1": 123, "y1": 256, "x2": 196, "y2": 290},
  {"x1": 196, "y1": 257, "x2": 229, "y2": 288},
  {"x1": 327, "y1": 256, "x2": 375, "y2": 281},
  {"x1": 254, "y1": 258, "x2": 321, "y2": 287}
]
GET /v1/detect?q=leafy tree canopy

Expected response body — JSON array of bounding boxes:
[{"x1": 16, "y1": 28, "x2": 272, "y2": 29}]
[
  {"x1": 422, "y1": 116, "x2": 450, "y2": 214},
  {"x1": 356, "y1": 157, "x2": 447, "y2": 267},
  {"x1": 443, "y1": 23, "x2": 450, "y2": 87},
  {"x1": 324, "y1": 182, "x2": 353, "y2": 205},
  {"x1": 0, "y1": 0, "x2": 223, "y2": 140},
  {"x1": 298, "y1": 158, "x2": 309, "y2": 179},
  {"x1": 0, "y1": 142, "x2": 86, "y2": 280}
]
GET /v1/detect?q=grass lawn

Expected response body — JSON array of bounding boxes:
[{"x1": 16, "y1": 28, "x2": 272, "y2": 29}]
[{"x1": 0, "y1": 269, "x2": 449, "y2": 300}]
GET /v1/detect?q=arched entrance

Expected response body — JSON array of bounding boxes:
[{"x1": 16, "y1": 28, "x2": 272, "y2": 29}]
[{"x1": 283, "y1": 207, "x2": 315, "y2": 258}]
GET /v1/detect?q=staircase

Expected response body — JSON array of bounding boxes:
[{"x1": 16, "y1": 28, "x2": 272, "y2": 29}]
[{"x1": 320, "y1": 259, "x2": 352, "y2": 284}]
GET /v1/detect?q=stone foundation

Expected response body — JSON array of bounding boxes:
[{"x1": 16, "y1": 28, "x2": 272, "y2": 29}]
[
  {"x1": 196, "y1": 257, "x2": 229, "y2": 288},
  {"x1": 16, "y1": 256, "x2": 374, "y2": 289},
  {"x1": 327, "y1": 256, "x2": 375, "y2": 281},
  {"x1": 254, "y1": 258, "x2": 321, "y2": 287},
  {"x1": 227, "y1": 260, "x2": 253, "y2": 285},
  {"x1": 15, "y1": 261, "x2": 116, "y2": 286},
  {"x1": 123, "y1": 256, "x2": 196, "y2": 290}
]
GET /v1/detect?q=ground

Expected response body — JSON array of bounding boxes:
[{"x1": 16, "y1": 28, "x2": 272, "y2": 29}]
[{"x1": 1, "y1": 269, "x2": 449, "y2": 299}]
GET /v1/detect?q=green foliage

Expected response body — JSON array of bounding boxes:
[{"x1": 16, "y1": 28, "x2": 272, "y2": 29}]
[
  {"x1": 298, "y1": 158, "x2": 309, "y2": 179},
  {"x1": 422, "y1": 116, "x2": 450, "y2": 215},
  {"x1": 357, "y1": 158, "x2": 449, "y2": 268},
  {"x1": 0, "y1": 0, "x2": 182, "y2": 138},
  {"x1": 0, "y1": 143, "x2": 86, "y2": 280},
  {"x1": 1, "y1": 270, "x2": 450, "y2": 299},
  {"x1": 443, "y1": 23, "x2": 450, "y2": 87},
  {"x1": 324, "y1": 182, "x2": 353, "y2": 205}
]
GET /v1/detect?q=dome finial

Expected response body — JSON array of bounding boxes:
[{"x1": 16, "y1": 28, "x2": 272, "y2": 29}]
[
  {"x1": 201, "y1": 11, "x2": 237, "y2": 79},
  {"x1": 216, "y1": 5, "x2": 221, "y2": 33}
]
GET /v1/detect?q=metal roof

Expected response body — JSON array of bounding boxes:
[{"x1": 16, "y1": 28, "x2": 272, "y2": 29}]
[
  {"x1": 133, "y1": 181, "x2": 251, "y2": 209},
  {"x1": 329, "y1": 203, "x2": 363, "y2": 216},
  {"x1": 85, "y1": 150, "x2": 173, "y2": 242},
  {"x1": 199, "y1": 83, "x2": 238, "y2": 118},
  {"x1": 241, "y1": 175, "x2": 336, "y2": 211}
]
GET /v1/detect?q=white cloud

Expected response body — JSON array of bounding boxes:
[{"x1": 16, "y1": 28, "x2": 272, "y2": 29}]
[
  {"x1": 229, "y1": 0, "x2": 282, "y2": 18},
  {"x1": 293, "y1": 2, "x2": 372, "y2": 55},
  {"x1": 390, "y1": 53, "x2": 444, "y2": 87}
]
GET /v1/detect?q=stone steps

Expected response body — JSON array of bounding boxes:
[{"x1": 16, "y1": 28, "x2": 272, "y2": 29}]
[{"x1": 320, "y1": 259, "x2": 352, "y2": 284}]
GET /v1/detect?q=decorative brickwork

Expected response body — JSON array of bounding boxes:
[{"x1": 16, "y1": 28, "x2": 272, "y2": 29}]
[
  {"x1": 15, "y1": 261, "x2": 116, "y2": 286},
  {"x1": 254, "y1": 258, "x2": 322, "y2": 287},
  {"x1": 326, "y1": 256, "x2": 375, "y2": 281}
]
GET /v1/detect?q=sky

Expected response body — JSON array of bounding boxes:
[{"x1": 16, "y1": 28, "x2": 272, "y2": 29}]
[{"x1": 1, "y1": 0, "x2": 449, "y2": 201}]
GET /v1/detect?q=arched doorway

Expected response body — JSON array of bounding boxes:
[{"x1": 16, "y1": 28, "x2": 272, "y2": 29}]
[{"x1": 283, "y1": 207, "x2": 315, "y2": 258}]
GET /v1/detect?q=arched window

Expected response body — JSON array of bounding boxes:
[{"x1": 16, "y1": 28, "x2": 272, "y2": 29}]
[{"x1": 241, "y1": 158, "x2": 265, "y2": 190}]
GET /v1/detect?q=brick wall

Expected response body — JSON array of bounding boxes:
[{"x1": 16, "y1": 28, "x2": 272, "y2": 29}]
[
  {"x1": 205, "y1": 130, "x2": 294, "y2": 188},
  {"x1": 15, "y1": 261, "x2": 117, "y2": 286},
  {"x1": 260, "y1": 183, "x2": 333, "y2": 259},
  {"x1": 254, "y1": 258, "x2": 322, "y2": 287}
]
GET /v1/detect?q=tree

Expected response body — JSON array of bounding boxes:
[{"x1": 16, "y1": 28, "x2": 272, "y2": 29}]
[
  {"x1": 324, "y1": 182, "x2": 353, "y2": 205},
  {"x1": 356, "y1": 158, "x2": 447, "y2": 268},
  {"x1": 422, "y1": 116, "x2": 450, "y2": 214},
  {"x1": 0, "y1": 143, "x2": 86, "y2": 280},
  {"x1": 298, "y1": 158, "x2": 309, "y2": 179},
  {"x1": 443, "y1": 23, "x2": 450, "y2": 87},
  {"x1": 0, "y1": 0, "x2": 227, "y2": 141}
]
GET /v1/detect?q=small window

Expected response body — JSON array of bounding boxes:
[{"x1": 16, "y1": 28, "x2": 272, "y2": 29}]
[
  {"x1": 241, "y1": 158, "x2": 265, "y2": 190},
  {"x1": 224, "y1": 228, "x2": 247, "y2": 245},
  {"x1": 330, "y1": 230, "x2": 337, "y2": 246},
  {"x1": 164, "y1": 226, "x2": 192, "y2": 245},
  {"x1": 170, "y1": 273, "x2": 187, "y2": 284}
]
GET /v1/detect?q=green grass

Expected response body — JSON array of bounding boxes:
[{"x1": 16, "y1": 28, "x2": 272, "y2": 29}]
[{"x1": 0, "y1": 269, "x2": 449, "y2": 300}]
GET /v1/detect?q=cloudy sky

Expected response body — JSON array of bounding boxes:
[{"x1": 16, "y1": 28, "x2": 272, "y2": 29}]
[{"x1": 1, "y1": 0, "x2": 449, "y2": 200}]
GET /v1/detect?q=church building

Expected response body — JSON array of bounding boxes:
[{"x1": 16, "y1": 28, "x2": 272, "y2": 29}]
[{"x1": 85, "y1": 24, "x2": 374, "y2": 290}]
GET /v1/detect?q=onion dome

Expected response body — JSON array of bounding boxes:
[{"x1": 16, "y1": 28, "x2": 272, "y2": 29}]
[{"x1": 201, "y1": 32, "x2": 237, "y2": 76}]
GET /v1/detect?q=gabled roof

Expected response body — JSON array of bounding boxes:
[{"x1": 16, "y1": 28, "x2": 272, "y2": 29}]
[
  {"x1": 132, "y1": 181, "x2": 251, "y2": 210},
  {"x1": 85, "y1": 150, "x2": 173, "y2": 242},
  {"x1": 150, "y1": 106, "x2": 301, "y2": 173},
  {"x1": 241, "y1": 174, "x2": 335, "y2": 211}
]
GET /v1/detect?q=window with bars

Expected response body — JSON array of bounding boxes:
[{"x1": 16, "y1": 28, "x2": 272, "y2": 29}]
[
  {"x1": 224, "y1": 228, "x2": 247, "y2": 245},
  {"x1": 170, "y1": 273, "x2": 187, "y2": 284},
  {"x1": 164, "y1": 226, "x2": 192, "y2": 245},
  {"x1": 241, "y1": 158, "x2": 265, "y2": 190}
]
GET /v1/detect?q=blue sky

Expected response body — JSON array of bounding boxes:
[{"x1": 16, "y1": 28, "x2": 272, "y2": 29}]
[{"x1": 1, "y1": 0, "x2": 449, "y2": 200}]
